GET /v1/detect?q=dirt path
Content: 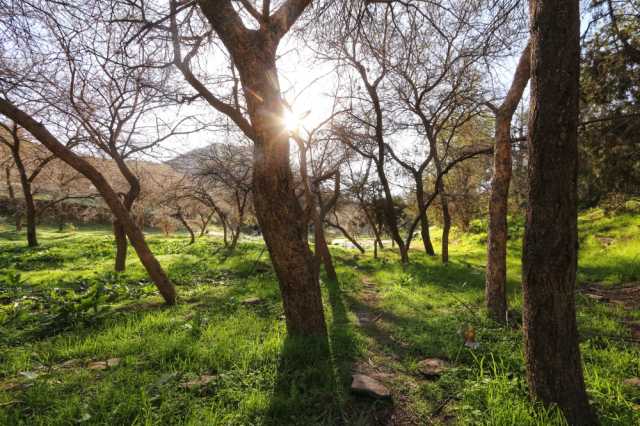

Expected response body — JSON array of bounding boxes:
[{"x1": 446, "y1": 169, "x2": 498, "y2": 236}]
[{"x1": 349, "y1": 275, "x2": 437, "y2": 425}]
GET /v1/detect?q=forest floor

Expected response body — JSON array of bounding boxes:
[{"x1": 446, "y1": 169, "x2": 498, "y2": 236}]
[{"x1": 0, "y1": 208, "x2": 639, "y2": 425}]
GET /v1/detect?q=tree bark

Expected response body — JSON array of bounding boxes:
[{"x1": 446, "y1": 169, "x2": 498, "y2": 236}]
[
  {"x1": 0, "y1": 99, "x2": 177, "y2": 305},
  {"x1": 11, "y1": 145, "x2": 38, "y2": 247},
  {"x1": 485, "y1": 42, "x2": 531, "y2": 323},
  {"x1": 523, "y1": 1, "x2": 598, "y2": 424},
  {"x1": 439, "y1": 192, "x2": 451, "y2": 264},
  {"x1": 229, "y1": 41, "x2": 326, "y2": 337},
  {"x1": 113, "y1": 220, "x2": 127, "y2": 271},
  {"x1": 175, "y1": 211, "x2": 195, "y2": 244},
  {"x1": 415, "y1": 181, "x2": 436, "y2": 256}
]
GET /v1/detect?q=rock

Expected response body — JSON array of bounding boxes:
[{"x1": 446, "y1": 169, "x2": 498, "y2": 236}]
[
  {"x1": 60, "y1": 359, "x2": 82, "y2": 369},
  {"x1": 623, "y1": 377, "x2": 640, "y2": 387},
  {"x1": 87, "y1": 361, "x2": 108, "y2": 370},
  {"x1": 241, "y1": 297, "x2": 264, "y2": 306},
  {"x1": 417, "y1": 358, "x2": 448, "y2": 378},
  {"x1": 19, "y1": 371, "x2": 40, "y2": 380},
  {"x1": 180, "y1": 374, "x2": 217, "y2": 390},
  {"x1": 106, "y1": 358, "x2": 121, "y2": 367},
  {"x1": 350, "y1": 374, "x2": 391, "y2": 399}
]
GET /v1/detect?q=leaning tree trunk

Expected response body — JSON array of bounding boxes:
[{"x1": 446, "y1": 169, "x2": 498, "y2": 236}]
[
  {"x1": 236, "y1": 47, "x2": 326, "y2": 337},
  {"x1": 485, "y1": 42, "x2": 531, "y2": 323},
  {"x1": 415, "y1": 182, "x2": 436, "y2": 256},
  {"x1": 0, "y1": 99, "x2": 177, "y2": 305},
  {"x1": 522, "y1": 1, "x2": 598, "y2": 424},
  {"x1": 175, "y1": 211, "x2": 195, "y2": 245}
]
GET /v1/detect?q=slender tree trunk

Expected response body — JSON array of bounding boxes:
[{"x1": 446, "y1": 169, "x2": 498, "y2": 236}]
[
  {"x1": 440, "y1": 194, "x2": 451, "y2": 264},
  {"x1": 415, "y1": 182, "x2": 436, "y2": 256},
  {"x1": 175, "y1": 211, "x2": 195, "y2": 244},
  {"x1": 230, "y1": 225, "x2": 240, "y2": 250},
  {"x1": 523, "y1": 1, "x2": 597, "y2": 424},
  {"x1": 376, "y1": 164, "x2": 409, "y2": 264},
  {"x1": 314, "y1": 218, "x2": 337, "y2": 282},
  {"x1": 113, "y1": 220, "x2": 127, "y2": 271},
  {"x1": 237, "y1": 48, "x2": 326, "y2": 337},
  {"x1": 420, "y1": 213, "x2": 435, "y2": 256},
  {"x1": 13, "y1": 152, "x2": 38, "y2": 247},
  {"x1": 326, "y1": 219, "x2": 365, "y2": 254},
  {"x1": 0, "y1": 99, "x2": 177, "y2": 305},
  {"x1": 485, "y1": 43, "x2": 531, "y2": 323}
]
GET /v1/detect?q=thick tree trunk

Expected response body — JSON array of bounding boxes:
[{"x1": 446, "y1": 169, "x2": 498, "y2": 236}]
[
  {"x1": 0, "y1": 99, "x2": 177, "y2": 305},
  {"x1": 235, "y1": 47, "x2": 326, "y2": 337},
  {"x1": 113, "y1": 220, "x2": 127, "y2": 271},
  {"x1": 523, "y1": 1, "x2": 598, "y2": 424},
  {"x1": 485, "y1": 43, "x2": 531, "y2": 323}
]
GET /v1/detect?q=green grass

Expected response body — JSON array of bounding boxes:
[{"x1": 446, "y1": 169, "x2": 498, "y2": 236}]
[{"x1": 0, "y1": 209, "x2": 639, "y2": 425}]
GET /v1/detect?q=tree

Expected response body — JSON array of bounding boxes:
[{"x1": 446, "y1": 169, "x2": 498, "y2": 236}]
[
  {"x1": 0, "y1": 122, "x2": 55, "y2": 246},
  {"x1": 484, "y1": 42, "x2": 530, "y2": 323},
  {"x1": 0, "y1": 2, "x2": 177, "y2": 305},
  {"x1": 522, "y1": 0, "x2": 598, "y2": 423},
  {"x1": 145, "y1": 0, "x2": 328, "y2": 336}
]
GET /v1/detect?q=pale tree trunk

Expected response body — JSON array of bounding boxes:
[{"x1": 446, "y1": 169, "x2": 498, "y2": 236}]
[
  {"x1": 485, "y1": 42, "x2": 531, "y2": 323},
  {"x1": 523, "y1": 1, "x2": 597, "y2": 423},
  {"x1": 0, "y1": 99, "x2": 176, "y2": 305}
]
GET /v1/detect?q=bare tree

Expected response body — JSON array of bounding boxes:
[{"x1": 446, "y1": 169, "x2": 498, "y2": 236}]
[
  {"x1": 0, "y1": 122, "x2": 56, "y2": 246},
  {"x1": 126, "y1": 0, "x2": 328, "y2": 336}
]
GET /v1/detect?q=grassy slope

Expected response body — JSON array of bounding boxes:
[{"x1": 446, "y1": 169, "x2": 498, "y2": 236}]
[{"x1": 0, "y1": 210, "x2": 638, "y2": 425}]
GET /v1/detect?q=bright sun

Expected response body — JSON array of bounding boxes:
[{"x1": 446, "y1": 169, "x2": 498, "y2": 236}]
[
  {"x1": 282, "y1": 108, "x2": 312, "y2": 132},
  {"x1": 282, "y1": 109, "x2": 302, "y2": 132}
]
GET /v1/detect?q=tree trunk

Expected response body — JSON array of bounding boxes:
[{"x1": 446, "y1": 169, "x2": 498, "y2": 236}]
[
  {"x1": 0, "y1": 99, "x2": 177, "y2": 305},
  {"x1": 230, "y1": 225, "x2": 240, "y2": 250},
  {"x1": 236, "y1": 45, "x2": 326, "y2": 337},
  {"x1": 420, "y1": 212, "x2": 435, "y2": 256},
  {"x1": 415, "y1": 181, "x2": 436, "y2": 256},
  {"x1": 113, "y1": 220, "x2": 127, "y2": 271},
  {"x1": 376, "y1": 163, "x2": 409, "y2": 264},
  {"x1": 440, "y1": 193, "x2": 451, "y2": 264},
  {"x1": 326, "y1": 219, "x2": 365, "y2": 254},
  {"x1": 485, "y1": 43, "x2": 531, "y2": 323},
  {"x1": 523, "y1": 1, "x2": 597, "y2": 424},
  {"x1": 314, "y1": 218, "x2": 337, "y2": 282},
  {"x1": 175, "y1": 211, "x2": 195, "y2": 245},
  {"x1": 13, "y1": 151, "x2": 38, "y2": 247}
]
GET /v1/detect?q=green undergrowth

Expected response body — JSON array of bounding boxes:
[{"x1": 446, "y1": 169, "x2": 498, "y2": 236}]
[{"x1": 0, "y1": 209, "x2": 638, "y2": 425}]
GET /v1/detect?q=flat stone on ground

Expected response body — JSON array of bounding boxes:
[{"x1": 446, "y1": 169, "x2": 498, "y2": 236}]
[
  {"x1": 241, "y1": 297, "x2": 264, "y2": 306},
  {"x1": 624, "y1": 377, "x2": 640, "y2": 387},
  {"x1": 351, "y1": 374, "x2": 391, "y2": 399},
  {"x1": 417, "y1": 358, "x2": 448, "y2": 378}
]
